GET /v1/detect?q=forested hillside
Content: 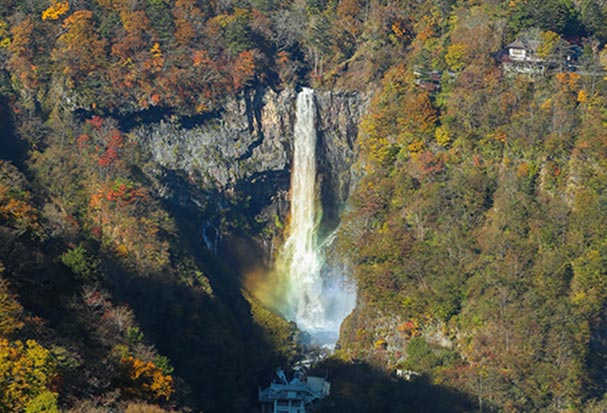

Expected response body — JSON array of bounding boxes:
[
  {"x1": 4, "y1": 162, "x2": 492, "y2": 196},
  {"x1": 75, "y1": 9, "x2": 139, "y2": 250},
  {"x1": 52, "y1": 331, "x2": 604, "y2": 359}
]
[
  {"x1": 1, "y1": 0, "x2": 607, "y2": 412},
  {"x1": 335, "y1": 1, "x2": 607, "y2": 412}
]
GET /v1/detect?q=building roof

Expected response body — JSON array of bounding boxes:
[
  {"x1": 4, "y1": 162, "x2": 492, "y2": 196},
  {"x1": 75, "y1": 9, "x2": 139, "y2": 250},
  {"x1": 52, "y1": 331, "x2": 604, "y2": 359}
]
[
  {"x1": 259, "y1": 382, "x2": 321, "y2": 404},
  {"x1": 259, "y1": 373, "x2": 330, "y2": 406},
  {"x1": 507, "y1": 39, "x2": 526, "y2": 49},
  {"x1": 507, "y1": 38, "x2": 541, "y2": 51}
]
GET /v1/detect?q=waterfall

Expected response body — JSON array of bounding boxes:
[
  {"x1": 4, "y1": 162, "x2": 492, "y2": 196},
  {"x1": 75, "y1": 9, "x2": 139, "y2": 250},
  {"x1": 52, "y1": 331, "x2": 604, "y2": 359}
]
[{"x1": 280, "y1": 88, "x2": 356, "y2": 345}]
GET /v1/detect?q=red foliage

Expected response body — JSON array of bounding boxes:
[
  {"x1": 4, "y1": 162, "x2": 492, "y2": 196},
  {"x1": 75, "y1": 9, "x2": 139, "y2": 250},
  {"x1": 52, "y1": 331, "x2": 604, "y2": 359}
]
[
  {"x1": 108, "y1": 131, "x2": 123, "y2": 148},
  {"x1": 98, "y1": 148, "x2": 118, "y2": 167},
  {"x1": 412, "y1": 151, "x2": 446, "y2": 178},
  {"x1": 104, "y1": 182, "x2": 146, "y2": 205},
  {"x1": 472, "y1": 154, "x2": 482, "y2": 168},
  {"x1": 91, "y1": 226, "x2": 102, "y2": 238},
  {"x1": 86, "y1": 115, "x2": 104, "y2": 129},
  {"x1": 97, "y1": 131, "x2": 123, "y2": 168},
  {"x1": 77, "y1": 134, "x2": 90, "y2": 150}
]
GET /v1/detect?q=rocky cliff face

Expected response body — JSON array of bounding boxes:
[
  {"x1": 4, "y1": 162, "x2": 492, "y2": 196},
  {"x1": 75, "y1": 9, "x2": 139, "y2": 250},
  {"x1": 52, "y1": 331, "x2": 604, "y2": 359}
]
[{"x1": 134, "y1": 86, "x2": 368, "y2": 262}]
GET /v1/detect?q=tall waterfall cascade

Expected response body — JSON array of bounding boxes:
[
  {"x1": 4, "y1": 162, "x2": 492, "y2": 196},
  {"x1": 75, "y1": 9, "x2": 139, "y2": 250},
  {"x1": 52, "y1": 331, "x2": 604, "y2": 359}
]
[{"x1": 280, "y1": 88, "x2": 356, "y2": 345}]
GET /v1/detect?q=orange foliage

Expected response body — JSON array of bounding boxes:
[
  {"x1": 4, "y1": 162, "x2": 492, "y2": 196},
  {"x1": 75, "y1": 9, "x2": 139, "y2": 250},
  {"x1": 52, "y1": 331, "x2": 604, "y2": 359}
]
[
  {"x1": 119, "y1": 10, "x2": 150, "y2": 34},
  {"x1": 192, "y1": 50, "x2": 211, "y2": 68},
  {"x1": 516, "y1": 162, "x2": 530, "y2": 178},
  {"x1": 231, "y1": 50, "x2": 256, "y2": 91},
  {"x1": 173, "y1": 0, "x2": 203, "y2": 45},
  {"x1": 98, "y1": 148, "x2": 118, "y2": 168},
  {"x1": 0, "y1": 183, "x2": 39, "y2": 234},
  {"x1": 555, "y1": 72, "x2": 580, "y2": 92},
  {"x1": 391, "y1": 21, "x2": 408, "y2": 40},
  {"x1": 111, "y1": 11, "x2": 150, "y2": 64},
  {"x1": 398, "y1": 319, "x2": 421, "y2": 337},
  {"x1": 7, "y1": 18, "x2": 38, "y2": 89},
  {"x1": 62, "y1": 10, "x2": 92, "y2": 29},
  {"x1": 89, "y1": 191, "x2": 104, "y2": 209},
  {"x1": 150, "y1": 93, "x2": 161, "y2": 105},
  {"x1": 120, "y1": 356, "x2": 174, "y2": 401},
  {"x1": 174, "y1": 18, "x2": 195, "y2": 45},
  {"x1": 277, "y1": 51, "x2": 290, "y2": 65},
  {"x1": 91, "y1": 179, "x2": 146, "y2": 208},
  {"x1": 415, "y1": 15, "x2": 436, "y2": 42},
  {"x1": 0, "y1": 276, "x2": 24, "y2": 336},
  {"x1": 55, "y1": 10, "x2": 106, "y2": 80},
  {"x1": 337, "y1": 0, "x2": 363, "y2": 17}
]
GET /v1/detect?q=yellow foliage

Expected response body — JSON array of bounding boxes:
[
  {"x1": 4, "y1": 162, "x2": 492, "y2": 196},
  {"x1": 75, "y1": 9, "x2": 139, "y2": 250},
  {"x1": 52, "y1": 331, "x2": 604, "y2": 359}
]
[
  {"x1": 537, "y1": 31, "x2": 560, "y2": 59},
  {"x1": 149, "y1": 42, "x2": 164, "y2": 70},
  {"x1": 599, "y1": 46, "x2": 607, "y2": 75},
  {"x1": 408, "y1": 140, "x2": 425, "y2": 153},
  {"x1": 0, "y1": 339, "x2": 57, "y2": 412},
  {"x1": 116, "y1": 244, "x2": 128, "y2": 257},
  {"x1": 359, "y1": 113, "x2": 396, "y2": 169},
  {"x1": 391, "y1": 22, "x2": 406, "y2": 39},
  {"x1": 577, "y1": 90, "x2": 588, "y2": 104},
  {"x1": 540, "y1": 98, "x2": 552, "y2": 111},
  {"x1": 435, "y1": 126, "x2": 451, "y2": 147},
  {"x1": 195, "y1": 102, "x2": 208, "y2": 113},
  {"x1": 571, "y1": 290, "x2": 586, "y2": 307},
  {"x1": 0, "y1": 275, "x2": 24, "y2": 335},
  {"x1": 374, "y1": 339, "x2": 387, "y2": 349},
  {"x1": 41, "y1": 1, "x2": 69, "y2": 21},
  {"x1": 490, "y1": 131, "x2": 507, "y2": 143},
  {"x1": 212, "y1": 13, "x2": 233, "y2": 29},
  {"x1": 0, "y1": 20, "x2": 10, "y2": 48},
  {"x1": 150, "y1": 42, "x2": 162, "y2": 59},
  {"x1": 445, "y1": 43, "x2": 468, "y2": 72}
]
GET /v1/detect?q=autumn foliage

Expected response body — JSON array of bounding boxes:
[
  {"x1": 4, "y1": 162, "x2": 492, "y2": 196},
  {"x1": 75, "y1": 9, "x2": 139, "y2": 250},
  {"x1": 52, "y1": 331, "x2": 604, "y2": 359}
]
[
  {"x1": 41, "y1": 1, "x2": 69, "y2": 21},
  {"x1": 0, "y1": 339, "x2": 58, "y2": 412},
  {"x1": 120, "y1": 356, "x2": 174, "y2": 401}
]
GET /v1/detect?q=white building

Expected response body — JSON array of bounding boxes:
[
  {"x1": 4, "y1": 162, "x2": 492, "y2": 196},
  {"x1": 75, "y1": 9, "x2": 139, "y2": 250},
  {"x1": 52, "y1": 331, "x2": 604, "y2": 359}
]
[
  {"x1": 259, "y1": 370, "x2": 330, "y2": 413},
  {"x1": 507, "y1": 38, "x2": 542, "y2": 62}
]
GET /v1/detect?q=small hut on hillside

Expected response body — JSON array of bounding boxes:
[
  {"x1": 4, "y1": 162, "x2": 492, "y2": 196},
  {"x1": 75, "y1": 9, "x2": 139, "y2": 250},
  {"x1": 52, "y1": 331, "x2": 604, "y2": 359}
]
[{"x1": 506, "y1": 38, "x2": 542, "y2": 62}]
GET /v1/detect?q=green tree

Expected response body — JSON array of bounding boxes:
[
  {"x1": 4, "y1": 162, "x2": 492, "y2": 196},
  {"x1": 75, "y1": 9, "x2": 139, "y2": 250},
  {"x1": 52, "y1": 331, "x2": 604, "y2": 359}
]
[
  {"x1": 24, "y1": 391, "x2": 60, "y2": 413},
  {"x1": 146, "y1": 0, "x2": 175, "y2": 44},
  {"x1": 60, "y1": 245, "x2": 100, "y2": 283}
]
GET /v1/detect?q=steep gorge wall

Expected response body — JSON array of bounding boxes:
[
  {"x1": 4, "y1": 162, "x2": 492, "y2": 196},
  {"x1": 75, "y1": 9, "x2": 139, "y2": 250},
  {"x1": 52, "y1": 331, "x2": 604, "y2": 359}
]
[{"x1": 134, "y1": 87, "x2": 368, "y2": 266}]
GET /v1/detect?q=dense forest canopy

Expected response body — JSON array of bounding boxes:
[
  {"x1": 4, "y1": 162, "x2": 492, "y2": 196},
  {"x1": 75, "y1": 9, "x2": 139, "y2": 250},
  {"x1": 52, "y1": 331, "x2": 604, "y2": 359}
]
[
  {"x1": 334, "y1": 1, "x2": 607, "y2": 412},
  {"x1": 2, "y1": 0, "x2": 607, "y2": 412}
]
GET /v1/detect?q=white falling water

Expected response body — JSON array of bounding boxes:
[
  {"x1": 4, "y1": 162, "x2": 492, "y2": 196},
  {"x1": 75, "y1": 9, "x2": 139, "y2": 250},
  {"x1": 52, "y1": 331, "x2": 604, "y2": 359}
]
[{"x1": 281, "y1": 88, "x2": 356, "y2": 345}]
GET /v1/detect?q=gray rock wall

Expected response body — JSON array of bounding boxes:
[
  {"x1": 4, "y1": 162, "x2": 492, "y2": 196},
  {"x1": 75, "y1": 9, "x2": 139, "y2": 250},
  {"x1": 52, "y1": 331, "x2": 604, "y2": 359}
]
[
  {"x1": 136, "y1": 87, "x2": 367, "y2": 211},
  {"x1": 134, "y1": 86, "x2": 368, "y2": 261}
]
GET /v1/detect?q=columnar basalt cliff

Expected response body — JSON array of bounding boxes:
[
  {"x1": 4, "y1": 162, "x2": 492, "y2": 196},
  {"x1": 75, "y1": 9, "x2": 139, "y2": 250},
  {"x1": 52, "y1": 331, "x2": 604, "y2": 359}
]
[{"x1": 135, "y1": 87, "x2": 368, "y2": 263}]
